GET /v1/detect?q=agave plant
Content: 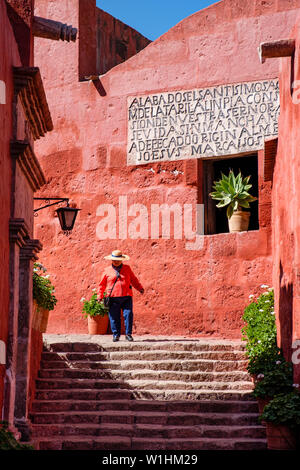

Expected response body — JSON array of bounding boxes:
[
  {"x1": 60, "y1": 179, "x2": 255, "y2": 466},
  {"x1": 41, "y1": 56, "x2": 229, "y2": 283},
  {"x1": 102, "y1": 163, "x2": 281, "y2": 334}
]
[{"x1": 210, "y1": 170, "x2": 257, "y2": 219}]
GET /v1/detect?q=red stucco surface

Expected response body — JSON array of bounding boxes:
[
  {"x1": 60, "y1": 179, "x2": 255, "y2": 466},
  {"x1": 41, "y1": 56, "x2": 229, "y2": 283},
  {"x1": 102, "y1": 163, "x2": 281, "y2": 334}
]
[
  {"x1": 96, "y1": 7, "x2": 151, "y2": 75},
  {"x1": 0, "y1": 0, "x2": 17, "y2": 401},
  {"x1": 0, "y1": 0, "x2": 45, "y2": 419},
  {"x1": 33, "y1": 0, "x2": 300, "y2": 338},
  {"x1": 273, "y1": 17, "x2": 300, "y2": 379}
]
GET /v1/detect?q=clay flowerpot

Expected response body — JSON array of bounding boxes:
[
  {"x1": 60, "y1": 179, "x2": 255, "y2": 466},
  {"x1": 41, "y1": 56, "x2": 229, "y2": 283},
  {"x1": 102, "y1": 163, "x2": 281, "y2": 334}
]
[
  {"x1": 228, "y1": 210, "x2": 250, "y2": 233},
  {"x1": 257, "y1": 397, "x2": 272, "y2": 426},
  {"x1": 266, "y1": 423, "x2": 297, "y2": 450},
  {"x1": 88, "y1": 315, "x2": 109, "y2": 335},
  {"x1": 32, "y1": 300, "x2": 50, "y2": 333},
  {"x1": 257, "y1": 397, "x2": 271, "y2": 415},
  {"x1": 39, "y1": 309, "x2": 50, "y2": 333}
]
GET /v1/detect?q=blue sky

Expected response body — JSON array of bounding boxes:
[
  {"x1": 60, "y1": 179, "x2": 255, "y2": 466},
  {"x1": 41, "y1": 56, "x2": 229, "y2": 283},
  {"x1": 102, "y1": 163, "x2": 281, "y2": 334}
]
[{"x1": 96, "y1": 1, "x2": 217, "y2": 41}]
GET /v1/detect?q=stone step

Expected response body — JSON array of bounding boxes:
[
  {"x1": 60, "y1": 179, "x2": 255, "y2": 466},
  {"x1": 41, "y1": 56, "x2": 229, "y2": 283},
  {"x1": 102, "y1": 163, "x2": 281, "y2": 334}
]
[
  {"x1": 35, "y1": 388, "x2": 133, "y2": 401},
  {"x1": 35, "y1": 388, "x2": 254, "y2": 401},
  {"x1": 31, "y1": 335, "x2": 264, "y2": 451},
  {"x1": 131, "y1": 437, "x2": 267, "y2": 451},
  {"x1": 37, "y1": 436, "x2": 132, "y2": 451},
  {"x1": 38, "y1": 369, "x2": 250, "y2": 383},
  {"x1": 30, "y1": 410, "x2": 261, "y2": 426},
  {"x1": 31, "y1": 398, "x2": 259, "y2": 413},
  {"x1": 35, "y1": 377, "x2": 252, "y2": 391},
  {"x1": 35, "y1": 435, "x2": 267, "y2": 451},
  {"x1": 31, "y1": 422, "x2": 266, "y2": 439},
  {"x1": 43, "y1": 336, "x2": 246, "y2": 354},
  {"x1": 41, "y1": 350, "x2": 248, "y2": 362},
  {"x1": 39, "y1": 359, "x2": 249, "y2": 373}
]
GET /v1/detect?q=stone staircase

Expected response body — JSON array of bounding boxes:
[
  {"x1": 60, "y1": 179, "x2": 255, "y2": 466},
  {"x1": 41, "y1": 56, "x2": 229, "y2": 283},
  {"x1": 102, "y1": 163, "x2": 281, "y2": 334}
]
[{"x1": 30, "y1": 334, "x2": 267, "y2": 450}]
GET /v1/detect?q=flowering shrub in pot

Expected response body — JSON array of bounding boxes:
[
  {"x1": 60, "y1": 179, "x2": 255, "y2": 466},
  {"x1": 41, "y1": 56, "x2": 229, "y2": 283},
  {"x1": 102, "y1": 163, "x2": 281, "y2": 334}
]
[
  {"x1": 242, "y1": 287, "x2": 281, "y2": 378},
  {"x1": 81, "y1": 289, "x2": 109, "y2": 335},
  {"x1": 260, "y1": 392, "x2": 300, "y2": 450},
  {"x1": 252, "y1": 361, "x2": 294, "y2": 402},
  {"x1": 242, "y1": 286, "x2": 292, "y2": 410},
  {"x1": 242, "y1": 284, "x2": 300, "y2": 449},
  {"x1": 32, "y1": 263, "x2": 57, "y2": 332},
  {"x1": 242, "y1": 287, "x2": 277, "y2": 369}
]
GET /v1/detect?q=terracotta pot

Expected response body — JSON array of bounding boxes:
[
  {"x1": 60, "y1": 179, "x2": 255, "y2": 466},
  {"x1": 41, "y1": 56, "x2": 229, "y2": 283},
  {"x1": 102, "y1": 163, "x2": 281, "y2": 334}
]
[
  {"x1": 32, "y1": 300, "x2": 40, "y2": 330},
  {"x1": 228, "y1": 210, "x2": 250, "y2": 232},
  {"x1": 32, "y1": 300, "x2": 49, "y2": 333},
  {"x1": 88, "y1": 315, "x2": 109, "y2": 335},
  {"x1": 257, "y1": 397, "x2": 271, "y2": 415},
  {"x1": 39, "y1": 309, "x2": 50, "y2": 333},
  {"x1": 257, "y1": 397, "x2": 272, "y2": 426},
  {"x1": 266, "y1": 423, "x2": 297, "y2": 450}
]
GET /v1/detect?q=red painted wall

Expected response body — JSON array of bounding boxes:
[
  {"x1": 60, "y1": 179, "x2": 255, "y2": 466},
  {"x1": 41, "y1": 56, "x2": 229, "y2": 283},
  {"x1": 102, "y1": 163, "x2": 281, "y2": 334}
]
[
  {"x1": 96, "y1": 8, "x2": 151, "y2": 75},
  {"x1": 33, "y1": 0, "x2": 300, "y2": 339},
  {"x1": 0, "y1": 0, "x2": 18, "y2": 413},
  {"x1": 273, "y1": 16, "x2": 300, "y2": 381},
  {"x1": 0, "y1": 0, "x2": 44, "y2": 419}
]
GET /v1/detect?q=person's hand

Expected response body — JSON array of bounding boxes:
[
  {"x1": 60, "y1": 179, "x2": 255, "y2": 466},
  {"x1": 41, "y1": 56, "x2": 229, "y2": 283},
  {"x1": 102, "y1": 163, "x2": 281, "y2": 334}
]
[{"x1": 140, "y1": 289, "x2": 144, "y2": 294}]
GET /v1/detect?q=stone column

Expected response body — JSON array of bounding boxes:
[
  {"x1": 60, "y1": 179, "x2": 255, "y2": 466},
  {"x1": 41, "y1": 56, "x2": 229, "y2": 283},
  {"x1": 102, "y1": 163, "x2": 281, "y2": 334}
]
[
  {"x1": 13, "y1": 236, "x2": 42, "y2": 440},
  {"x1": 3, "y1": 219, "x2": 29, "y2": 437}
]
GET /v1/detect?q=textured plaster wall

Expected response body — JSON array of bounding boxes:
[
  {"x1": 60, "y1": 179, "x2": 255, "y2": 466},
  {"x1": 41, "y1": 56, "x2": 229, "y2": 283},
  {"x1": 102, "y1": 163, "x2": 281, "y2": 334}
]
[
  {"x1": 0, "y1": 0, "x2": 44, "y2": 421},
  {"x1": 273, "y1": 16, "x2": 300, "y2": 381},
  {"x1": 0, "y1": 0, "x2": 18, "y2": 398},
  {"x1": 96, "y1": 7, "x2": 151, "y2": 75},
  {"x1": 33, "y1": 0, "x2": 300, "y2": 338}
]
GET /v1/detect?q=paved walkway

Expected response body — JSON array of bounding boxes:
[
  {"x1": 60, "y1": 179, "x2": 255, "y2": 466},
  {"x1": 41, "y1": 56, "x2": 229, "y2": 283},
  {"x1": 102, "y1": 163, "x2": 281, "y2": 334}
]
[{"x1": 43, "y1": 333, "x2": 244, "y2": 346}]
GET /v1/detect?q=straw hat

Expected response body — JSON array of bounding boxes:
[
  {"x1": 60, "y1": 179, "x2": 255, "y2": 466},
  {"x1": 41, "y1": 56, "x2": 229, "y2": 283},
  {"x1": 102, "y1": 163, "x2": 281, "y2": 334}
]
[{"x1": 104, "y1": 249, "x2": 130, "y2": 261}]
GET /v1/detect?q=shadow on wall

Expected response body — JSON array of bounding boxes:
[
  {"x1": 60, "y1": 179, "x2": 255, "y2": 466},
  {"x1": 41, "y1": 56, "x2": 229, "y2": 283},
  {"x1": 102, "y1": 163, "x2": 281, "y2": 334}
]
[
  {"x1": 92, "y1": 78, "x2": 106, "y2": 96},
  {"x1": 279, "y1": 261, "x2": 293, "y2": 363}
]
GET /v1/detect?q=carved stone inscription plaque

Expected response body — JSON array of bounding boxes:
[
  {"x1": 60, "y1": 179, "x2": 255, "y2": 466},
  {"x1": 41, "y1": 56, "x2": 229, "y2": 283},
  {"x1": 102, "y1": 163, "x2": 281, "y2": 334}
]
[{"x1": 127, "y1": 79, "x2": 279, "y2": 165}]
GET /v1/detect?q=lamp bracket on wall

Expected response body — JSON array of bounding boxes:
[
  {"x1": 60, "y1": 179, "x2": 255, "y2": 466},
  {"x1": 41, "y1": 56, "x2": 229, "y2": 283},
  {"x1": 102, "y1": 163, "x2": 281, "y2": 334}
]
[
  {"x1": 33, "y1": 197, "x2": 80, "y2": 234},
  {"x1": 34, "y1": 197, "x2": 70, "y2": 212}
]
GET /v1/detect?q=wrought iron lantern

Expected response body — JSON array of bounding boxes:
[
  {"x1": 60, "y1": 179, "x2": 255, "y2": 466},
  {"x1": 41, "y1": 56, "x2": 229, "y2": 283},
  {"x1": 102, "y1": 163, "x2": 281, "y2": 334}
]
[
  {"x1": 34, "y1": 197, "x2": 80, "y2": 233},
  {"x1": 56, "y1": 205, "x2": 80, "y2": 231}
]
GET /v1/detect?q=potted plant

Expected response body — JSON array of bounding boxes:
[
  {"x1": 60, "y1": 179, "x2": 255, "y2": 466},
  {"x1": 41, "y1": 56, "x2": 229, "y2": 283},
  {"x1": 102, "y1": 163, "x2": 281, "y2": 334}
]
[
  {"x1": 260, "y1": 391, "x2": 300, "y2": 450},
  {"x1": 248, "y1": 350, "x2": 289, "y2": 414},
  {"x1": 242, "y1": 286, "x2": 285, "y2": 412},
  {"x1": 0, "y1": 421, "x2": 34, "y2": 450},
  {"x1": 252, "y1": 361, "x2": 294, "y2": 404},
  {"x1": 81, "y1": 289, "x2": 109, "y2": 335},
  {"x1": 209, "y1": 170, "x2": 257, "y2": 232},
  {"x1": 242, "y1": 285, "x2": 300, "y2": 449},
  {"x1": 242, "y1": 288, "x2": 277, "y2": 372},
  {"x1": 33, "y1": 263, "x2": 57, "y2": 332}
]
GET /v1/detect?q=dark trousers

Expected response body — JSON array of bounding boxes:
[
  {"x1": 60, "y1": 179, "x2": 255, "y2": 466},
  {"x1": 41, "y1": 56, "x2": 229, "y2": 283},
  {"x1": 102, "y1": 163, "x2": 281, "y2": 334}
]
[{"x1": 108, "y1": 296, "x2": 133, "y2": 337}]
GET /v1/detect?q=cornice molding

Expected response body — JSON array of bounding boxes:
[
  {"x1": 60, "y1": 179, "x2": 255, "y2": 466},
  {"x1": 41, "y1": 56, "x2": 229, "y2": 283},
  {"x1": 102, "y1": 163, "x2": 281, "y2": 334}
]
[
  {"x1": 9, "y1": 218, "x2": 30, "y2": 248},
  {"x1": 20, "y1": 238, "x2": 43, "y2": 261},
  {"x1": 13, "y1": 66, "x2": 53, "y2": 140},
  {"x1": 10, "y1": 139, "x2": 46, "y2": 191}
]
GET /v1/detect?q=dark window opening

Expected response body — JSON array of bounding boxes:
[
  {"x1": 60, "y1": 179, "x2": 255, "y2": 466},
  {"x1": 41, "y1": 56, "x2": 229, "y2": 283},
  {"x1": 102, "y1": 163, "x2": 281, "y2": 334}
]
[{"x1": 202, "y1": 153, "x2": 259, "y2": 235}]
